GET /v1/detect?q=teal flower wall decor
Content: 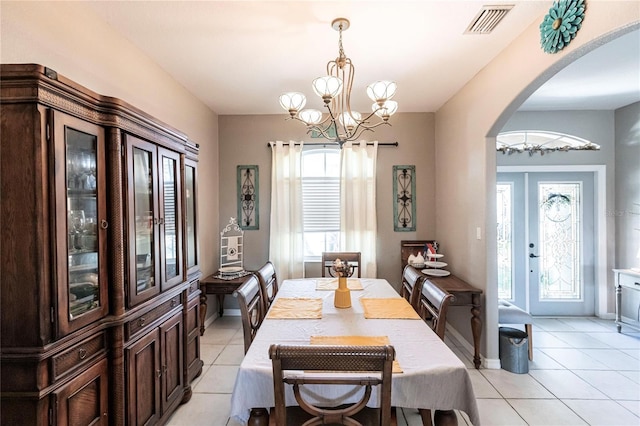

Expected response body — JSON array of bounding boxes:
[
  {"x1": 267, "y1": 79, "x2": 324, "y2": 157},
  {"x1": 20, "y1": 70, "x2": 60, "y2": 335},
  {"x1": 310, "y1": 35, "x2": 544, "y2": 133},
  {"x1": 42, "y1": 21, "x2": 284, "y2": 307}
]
[{"x1": 540, "y1": 0, "x2": 586, "y2": 54}]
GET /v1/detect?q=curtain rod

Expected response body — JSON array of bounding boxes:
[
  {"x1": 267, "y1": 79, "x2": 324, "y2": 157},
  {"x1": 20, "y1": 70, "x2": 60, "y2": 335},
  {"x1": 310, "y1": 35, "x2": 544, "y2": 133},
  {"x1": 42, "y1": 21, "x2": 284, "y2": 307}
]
[{"x1": 267, "y1": 141, "x2": 398, "y2": 147}]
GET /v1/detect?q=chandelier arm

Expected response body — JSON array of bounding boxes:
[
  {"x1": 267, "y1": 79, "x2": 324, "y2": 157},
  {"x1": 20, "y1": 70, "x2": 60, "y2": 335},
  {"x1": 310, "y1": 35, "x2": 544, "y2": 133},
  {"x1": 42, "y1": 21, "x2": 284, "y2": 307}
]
[{"x1": 347, "y1": 119, "x2": 391, "y2": 142}]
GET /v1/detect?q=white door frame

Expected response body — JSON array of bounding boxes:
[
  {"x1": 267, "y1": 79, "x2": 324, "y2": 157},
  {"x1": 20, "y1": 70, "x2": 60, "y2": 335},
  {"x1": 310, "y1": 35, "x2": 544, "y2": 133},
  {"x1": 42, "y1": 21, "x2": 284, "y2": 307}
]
[{"x1": 497, "y1": 165, "x2": 608, "y2": 317}]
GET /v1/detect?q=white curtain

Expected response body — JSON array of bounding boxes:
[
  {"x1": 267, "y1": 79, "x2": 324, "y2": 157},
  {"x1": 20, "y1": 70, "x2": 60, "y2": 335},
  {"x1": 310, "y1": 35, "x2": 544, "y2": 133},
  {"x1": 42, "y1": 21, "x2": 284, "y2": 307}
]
[
  {"x1": 269, "y1": 141, "x2": 304, "y2": 280},
  {"x1": 340, "y1": 140, "x2": 378, "y2": 277}
]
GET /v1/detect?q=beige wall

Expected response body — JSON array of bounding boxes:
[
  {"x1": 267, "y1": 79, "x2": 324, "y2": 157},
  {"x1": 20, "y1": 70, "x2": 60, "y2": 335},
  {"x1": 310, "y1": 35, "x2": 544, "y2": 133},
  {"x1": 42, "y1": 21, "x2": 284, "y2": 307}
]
[
  {"x1": 218, "y1": 113, "x2": 435, "y2": 309},
  {"x1": 435, "y1": 3, "x2": 639, "y2": 363},
  {"x1": 0, "y1": 1, "x2": 220, "y2": 278}
]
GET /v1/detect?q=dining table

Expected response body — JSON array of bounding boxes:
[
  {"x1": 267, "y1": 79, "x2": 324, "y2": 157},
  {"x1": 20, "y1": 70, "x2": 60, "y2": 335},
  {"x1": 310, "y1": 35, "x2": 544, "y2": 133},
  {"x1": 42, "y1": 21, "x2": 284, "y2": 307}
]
[{"x1": 229, "y1": 278, "x2": 480, "y2": 426}]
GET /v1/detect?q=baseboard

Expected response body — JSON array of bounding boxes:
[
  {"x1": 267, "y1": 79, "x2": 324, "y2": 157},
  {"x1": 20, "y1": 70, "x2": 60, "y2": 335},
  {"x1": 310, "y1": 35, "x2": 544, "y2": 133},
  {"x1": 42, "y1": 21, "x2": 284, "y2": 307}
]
[
  {"x1": 483, "y1": 358, "x2": 501, "y2": 369},
  {"x1": 598, "y1": 313, "x2": 615, "y2": 320},
  {"x1": 204, "y1": 309, "x2": 242, "y2": 329}
]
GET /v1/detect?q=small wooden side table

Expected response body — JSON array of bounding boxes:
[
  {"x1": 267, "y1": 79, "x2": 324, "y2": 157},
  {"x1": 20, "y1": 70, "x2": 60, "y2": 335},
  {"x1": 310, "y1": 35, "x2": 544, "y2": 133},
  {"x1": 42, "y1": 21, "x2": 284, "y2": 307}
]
[{"x1": 199, "y1": 273, "x2": 251, "y2": 336}]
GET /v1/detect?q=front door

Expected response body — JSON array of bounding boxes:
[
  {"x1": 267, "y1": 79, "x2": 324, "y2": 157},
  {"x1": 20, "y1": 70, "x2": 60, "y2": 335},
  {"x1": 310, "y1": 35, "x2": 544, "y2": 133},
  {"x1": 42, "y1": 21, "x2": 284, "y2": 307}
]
[{"x1": 497, "y1": 172, "x2": 595, "y2": 316}]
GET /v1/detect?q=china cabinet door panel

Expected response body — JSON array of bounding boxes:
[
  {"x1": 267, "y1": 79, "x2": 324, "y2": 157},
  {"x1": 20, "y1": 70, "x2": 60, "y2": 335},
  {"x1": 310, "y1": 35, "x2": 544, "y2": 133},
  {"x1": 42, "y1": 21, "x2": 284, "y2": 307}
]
[
  {"x1": 185, "y1": 159, "x2": 200, "y2": 276},
  {"x1": 158, "y1": 148, "x2": 183, "y2": 291},
  {"x1": 126, "y1": 328, "x2": 161, "y2": 426},
  {"x1": 53, "y1": 111, "x2": 108, "y2": 337},
  {"x1": 160, "y1": 312, "x2": 183, "y2": 413},
  {"x1": 126, "y1": 135, "x2": 161, "y2": 306},
  {"x1": 53, "y1": 357, "x2": 109, "y2": 426}
]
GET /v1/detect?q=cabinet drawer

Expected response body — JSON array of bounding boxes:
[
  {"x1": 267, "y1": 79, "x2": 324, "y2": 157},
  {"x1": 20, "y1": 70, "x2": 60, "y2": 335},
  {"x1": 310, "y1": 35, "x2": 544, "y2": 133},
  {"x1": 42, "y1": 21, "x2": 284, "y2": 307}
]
[
  {"x1": 188, "y1": 280, "x2": 200, "y2": 299},
  {"x1": 619, "y1": 273, "x2": 640, "y2": 289},
  {"x1": 52, "y1": 331, "x2": 107, "y2": 381},
  {"x1": 126, "y1": 294, "x2": 182, "y2": 340}
]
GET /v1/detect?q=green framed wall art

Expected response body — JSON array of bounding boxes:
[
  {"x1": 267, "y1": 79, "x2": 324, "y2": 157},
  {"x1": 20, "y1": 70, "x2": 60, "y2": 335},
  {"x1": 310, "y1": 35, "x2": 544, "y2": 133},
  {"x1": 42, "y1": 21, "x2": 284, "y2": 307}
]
[
  {"x1": 393, "y1": 165, "x2": 416, "y2": 232},
  {"x1": 237, "y1": 165, "x2": 259, "y2": 230}
]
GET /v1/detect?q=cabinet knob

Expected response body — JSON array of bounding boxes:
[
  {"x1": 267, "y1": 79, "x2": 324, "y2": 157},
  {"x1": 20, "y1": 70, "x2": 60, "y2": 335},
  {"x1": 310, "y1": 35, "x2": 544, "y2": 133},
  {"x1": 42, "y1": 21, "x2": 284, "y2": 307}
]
[
  {"x1": 138, "y1": 317, "x2": 146, "y2": 327},
  {"x1": 78, "y1": 348, "x2": 87, "y2": 360},
  {"x1": 153, "y1": 218, "x2": 159, "y2": 225},
  {"x1": 158, "y1": 217, "x2": 165, "y2": 225},
  {"x1": 100, "y1": 219, "x2": 109, "y2": 229},
  {"x1": 156, "y1": 369, "x2": 162, "y2": 378},
  {"x1": 171, "y1": 299, "x2": 177, "y2": 308}
]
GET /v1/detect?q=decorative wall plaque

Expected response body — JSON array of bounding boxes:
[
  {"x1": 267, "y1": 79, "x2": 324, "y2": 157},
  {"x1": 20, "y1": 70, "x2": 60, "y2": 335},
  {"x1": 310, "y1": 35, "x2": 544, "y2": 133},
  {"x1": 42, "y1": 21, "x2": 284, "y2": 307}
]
[
  {"x1": 393, "y1": 165, "x2": 416, "y2": 232},
  {"x1": 237, "y1": 165, "x2": 259, "y2": 230}
]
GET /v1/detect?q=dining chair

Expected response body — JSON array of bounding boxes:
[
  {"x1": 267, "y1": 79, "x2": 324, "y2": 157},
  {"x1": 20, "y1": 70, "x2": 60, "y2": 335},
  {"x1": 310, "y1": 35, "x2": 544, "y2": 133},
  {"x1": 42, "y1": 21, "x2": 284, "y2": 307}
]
[
  {"x1": 256, "y1": 261, "x2": 279, "y2": 314},
  {"x1": 419, "y1": 279, "x2": 454, "y2": 340},
  {"x1": 232, "y1": 274, "x2": 264, "y2": 354},
  {"x1": 321, "y1": 251, "x2": 362, "y2": 278},
  {"x1": 268, "y1": 344, "x2": 397, "y2": 426},
  {"x1": 401, "y1": 264, "x2": 426, "y2": 311}
]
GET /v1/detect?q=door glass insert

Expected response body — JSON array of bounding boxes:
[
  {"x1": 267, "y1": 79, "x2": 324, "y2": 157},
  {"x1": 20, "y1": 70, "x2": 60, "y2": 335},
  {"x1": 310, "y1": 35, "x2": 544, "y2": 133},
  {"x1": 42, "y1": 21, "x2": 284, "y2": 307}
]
[
  {"x1": 185, "y1": 165, "x2": 197, "y2": 269},
  {"x1": 538, "y1": 182, "x2": 582, "y2": 300},
  {"x1": 162, "y1": 156, "x2": 179, "y2": 280},
  {"x1": 66, "y1": 127, "x2": 100, "y2": 319},
  {"x1": 496, "y1": 183, "x2": 513, "y2": 300},
  {"x1": 133, "y1": 147, "x2": 155, "y2": 294}
]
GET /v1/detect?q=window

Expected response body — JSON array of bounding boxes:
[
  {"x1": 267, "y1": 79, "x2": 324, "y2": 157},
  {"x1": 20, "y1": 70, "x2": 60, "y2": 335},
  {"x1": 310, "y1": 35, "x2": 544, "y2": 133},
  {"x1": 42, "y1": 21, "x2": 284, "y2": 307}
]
[
  {"x1": 496, "y1": 183, "x2": 513, "y2": 300},
  {"x1": 302, "y1": 148, "x2": 340, "y2": 260}
]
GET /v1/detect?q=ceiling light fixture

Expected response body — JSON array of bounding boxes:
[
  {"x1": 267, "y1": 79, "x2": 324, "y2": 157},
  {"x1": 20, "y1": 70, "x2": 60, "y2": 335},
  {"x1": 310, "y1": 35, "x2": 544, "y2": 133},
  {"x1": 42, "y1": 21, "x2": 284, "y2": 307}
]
[{"x1": 279, "y1": 18, "x2": 397, "y2": 147}]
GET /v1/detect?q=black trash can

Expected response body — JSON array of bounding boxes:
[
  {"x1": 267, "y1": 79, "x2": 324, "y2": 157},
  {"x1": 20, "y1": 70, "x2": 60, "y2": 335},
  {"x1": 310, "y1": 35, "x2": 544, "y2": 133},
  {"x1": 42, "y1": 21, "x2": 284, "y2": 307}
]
[{"x1": 499, "y1": 327, "x2": 529, "y2": 374}]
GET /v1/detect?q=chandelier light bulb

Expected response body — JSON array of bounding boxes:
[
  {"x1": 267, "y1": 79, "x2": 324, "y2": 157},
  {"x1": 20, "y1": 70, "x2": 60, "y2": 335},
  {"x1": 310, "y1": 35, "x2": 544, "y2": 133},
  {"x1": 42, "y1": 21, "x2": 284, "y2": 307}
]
[
  {"x1": 366, "y1": 81, "x2": 397, "y2": 105},
  {"x1": 298, "y1": 109, "x2": 323, "y2": 125},
  {"x1": 279, "y1": 92, "x2": 306, "y2": 116},
  {"x1": 338, "y1": 111, "x2": 361, "y2": 129},
  {"x1": 312, "y1": 76, "x2": 343, "y2": 103},
  {"x1": 373, "y1": 100, "x2": 398, "y2": 120}
]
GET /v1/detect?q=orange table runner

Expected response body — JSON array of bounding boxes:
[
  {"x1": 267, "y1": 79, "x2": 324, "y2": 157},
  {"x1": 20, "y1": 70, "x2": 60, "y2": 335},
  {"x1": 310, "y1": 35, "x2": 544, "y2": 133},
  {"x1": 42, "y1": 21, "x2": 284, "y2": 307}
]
[
  {"x1": 360, "y1": 298, "x2": 421, "y2": 319},
  {"x1": 267, "y1": 298, "x2": 323, "y2": 319},
  {"x1": 315, "y1": 278, "x2": 364, "y2": 291},
  {"x1": 310, "y1": 335, "x2": 402, "y2": 373}
]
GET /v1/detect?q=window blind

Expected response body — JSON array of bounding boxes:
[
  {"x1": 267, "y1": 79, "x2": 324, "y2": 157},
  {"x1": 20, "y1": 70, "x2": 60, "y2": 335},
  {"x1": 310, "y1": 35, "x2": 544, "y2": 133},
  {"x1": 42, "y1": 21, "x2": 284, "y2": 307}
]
[{"x1": 302, "y1": 176, "x2": 340, "y2": 232}]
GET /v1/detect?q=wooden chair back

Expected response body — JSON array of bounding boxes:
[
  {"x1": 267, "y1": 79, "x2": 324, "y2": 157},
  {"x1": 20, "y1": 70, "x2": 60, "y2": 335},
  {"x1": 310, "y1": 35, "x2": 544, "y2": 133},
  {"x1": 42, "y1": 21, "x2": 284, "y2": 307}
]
[
  {"x1": 232, "y1": 274, "x2": 264, "y2": 353},
  {"x1": 321, "y1": 252, "x2": 362, "y2": 278},
  {"x1": 256, "y1": 261, "x2": 279, "y2": 314},
  {"x1": 419, "y1": 279, "x2": 454, "y2": 340},
  {"x1": 401, "y1": 265, "x2": 426, "y2": 311},
  {"x1": 269, "y1": 344, "x2": 395, "y2": 426}
]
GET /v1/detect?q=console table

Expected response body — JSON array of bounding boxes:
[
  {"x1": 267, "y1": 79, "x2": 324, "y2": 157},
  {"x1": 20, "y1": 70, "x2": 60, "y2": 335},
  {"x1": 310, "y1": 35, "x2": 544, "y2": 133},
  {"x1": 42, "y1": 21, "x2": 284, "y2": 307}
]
[
  {"x1": 199, "y1": 273, "x2": 251, "y2": 335},
  {"x1": 401, "y1": 239, "x2": 483, "y2": 369}
]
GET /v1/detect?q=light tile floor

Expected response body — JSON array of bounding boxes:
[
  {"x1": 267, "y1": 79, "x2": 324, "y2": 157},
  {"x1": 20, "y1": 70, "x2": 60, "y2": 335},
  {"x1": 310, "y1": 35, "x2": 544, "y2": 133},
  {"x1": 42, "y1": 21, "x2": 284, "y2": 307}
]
[{"x1": 168, "y1": 316, "x2": 640, "y2": 425}]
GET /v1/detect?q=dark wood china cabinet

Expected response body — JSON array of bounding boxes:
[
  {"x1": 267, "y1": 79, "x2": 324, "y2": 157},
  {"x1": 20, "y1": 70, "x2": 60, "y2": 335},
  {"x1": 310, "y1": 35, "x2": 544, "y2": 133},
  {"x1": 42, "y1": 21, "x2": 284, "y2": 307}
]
[{"x1": 0, "y1": 64, "x2": 203, "y2": 425}]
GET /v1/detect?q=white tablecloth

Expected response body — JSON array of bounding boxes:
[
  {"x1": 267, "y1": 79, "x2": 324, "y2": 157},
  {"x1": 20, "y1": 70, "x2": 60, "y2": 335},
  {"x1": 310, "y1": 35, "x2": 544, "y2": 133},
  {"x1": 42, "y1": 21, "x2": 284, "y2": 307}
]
[{"x1": 229, "y1": 278, "x2": 480, "y2": 425}]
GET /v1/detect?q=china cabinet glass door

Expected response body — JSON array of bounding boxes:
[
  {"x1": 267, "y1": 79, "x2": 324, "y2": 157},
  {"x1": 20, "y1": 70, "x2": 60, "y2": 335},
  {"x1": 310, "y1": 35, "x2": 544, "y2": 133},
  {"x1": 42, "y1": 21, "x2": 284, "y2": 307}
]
[
  {"x1": 185, "y1": 159, "x2": 199, "y2": 275},
  {"x1": 127, "y1": 136, "x2": 160, "y2": 305},
  {"x1": 158, "y1": 148, "x2": 183, "y2": 290},
  {"x1": 55, "y1": 112, "x2": 108, "y2": 336}
]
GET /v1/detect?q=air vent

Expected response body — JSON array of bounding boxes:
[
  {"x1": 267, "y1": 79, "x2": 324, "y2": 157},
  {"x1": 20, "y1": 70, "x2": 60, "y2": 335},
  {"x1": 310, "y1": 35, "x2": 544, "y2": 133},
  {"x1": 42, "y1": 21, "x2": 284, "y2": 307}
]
[{"x1": 465, "y1": 5, "x2": 514, "y2": 34}]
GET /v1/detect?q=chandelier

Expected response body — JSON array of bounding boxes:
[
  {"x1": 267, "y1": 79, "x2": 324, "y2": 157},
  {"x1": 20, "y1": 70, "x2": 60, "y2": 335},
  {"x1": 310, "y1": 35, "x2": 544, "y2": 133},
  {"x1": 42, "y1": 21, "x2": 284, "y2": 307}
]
[{"x1": 278, "y1": 18, "x2": 398, "y2": 146}]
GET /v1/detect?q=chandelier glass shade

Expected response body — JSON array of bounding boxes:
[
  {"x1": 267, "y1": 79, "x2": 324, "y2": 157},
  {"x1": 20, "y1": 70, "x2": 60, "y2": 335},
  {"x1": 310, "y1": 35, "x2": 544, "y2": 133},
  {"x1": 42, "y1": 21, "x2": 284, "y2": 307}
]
[{"x1": 279, "y1": 18, "x2": 397, "y2": 145}]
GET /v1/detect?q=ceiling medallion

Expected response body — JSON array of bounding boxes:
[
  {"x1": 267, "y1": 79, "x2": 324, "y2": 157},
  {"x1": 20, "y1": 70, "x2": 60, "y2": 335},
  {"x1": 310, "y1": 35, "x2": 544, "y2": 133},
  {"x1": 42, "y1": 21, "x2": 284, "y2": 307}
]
[
  {"x1": 279, "y1": 18, "x2": 397, "y2": 147},
  {"x1": 540, "y1": 0, "x2": 586, "y2": 54}
]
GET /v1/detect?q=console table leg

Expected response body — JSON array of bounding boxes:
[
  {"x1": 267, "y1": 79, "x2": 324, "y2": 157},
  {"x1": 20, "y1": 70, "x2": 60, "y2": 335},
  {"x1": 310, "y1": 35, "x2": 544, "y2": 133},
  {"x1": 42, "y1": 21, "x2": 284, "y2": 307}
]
[
  {"x1": 217, "y1": 294, "x2": 225, "y2": 317},
  {"x1": 434, "y1": 410, "x2": 458, "y2": 426},
  {"x1": 248, "y1": 408, "x2": 269, "y2": 426},
  {"x1": 199, "y1": 292, "x2": 207, "y2": 336},
  {"x1": 470, "y1": 298, "x2": 482, "y2": 369}
]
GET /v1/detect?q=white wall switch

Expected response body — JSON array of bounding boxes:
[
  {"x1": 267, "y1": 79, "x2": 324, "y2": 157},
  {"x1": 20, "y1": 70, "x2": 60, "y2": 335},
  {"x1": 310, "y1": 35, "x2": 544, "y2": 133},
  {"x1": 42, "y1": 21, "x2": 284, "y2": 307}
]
[{"x1": 476, "y1": 227, "x2": 482, "y2": 240}]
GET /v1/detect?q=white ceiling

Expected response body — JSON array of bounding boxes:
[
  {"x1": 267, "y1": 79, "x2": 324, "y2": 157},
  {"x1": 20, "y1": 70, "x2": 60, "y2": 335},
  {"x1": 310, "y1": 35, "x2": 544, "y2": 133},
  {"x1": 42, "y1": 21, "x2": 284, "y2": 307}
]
[{"x1": 85, "y1": 1, "x2": 639, "y2": 115}]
